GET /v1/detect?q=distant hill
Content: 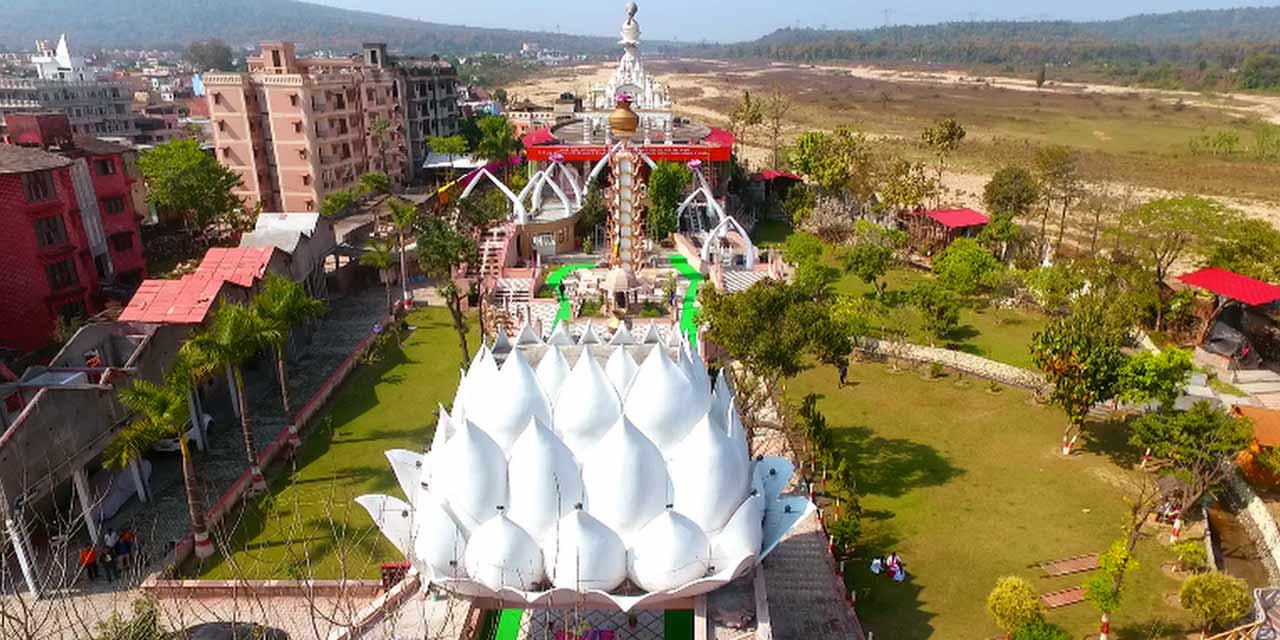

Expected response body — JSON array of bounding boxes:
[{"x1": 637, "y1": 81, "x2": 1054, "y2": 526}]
[
  {"x1": 712, "y1": 6, "x2": 1280, "y2": 67},
  {"x1": 0, "y1": 0, "x2": 631, "y2": 55}
]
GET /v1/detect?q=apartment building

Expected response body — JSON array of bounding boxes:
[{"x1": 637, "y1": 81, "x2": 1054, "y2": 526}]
[
  {"x1": 397, "y1": 54, "x2": 460, "y2": 179},
  {"x1": 0, "y1": 36, "x2": 137, "y2": 138},
  {"x1": 203, "y1": 42, "x2": 410, "y2": 213}
]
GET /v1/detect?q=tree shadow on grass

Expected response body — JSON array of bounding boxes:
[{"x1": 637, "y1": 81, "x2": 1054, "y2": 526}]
[
  {"x1": 830, "y1": 425, "x2": 965, "y2": 498},
  {"x1": 848, "y1": 565, "x2": 935, "y2": 640},
  {"x1": 1082, "y1": 416, "x2": 1145, "y2": 469}
]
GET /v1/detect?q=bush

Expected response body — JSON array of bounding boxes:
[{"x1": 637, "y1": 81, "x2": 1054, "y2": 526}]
[
  {"x1": 1180, "y1": 571, "x2": 1252, "y2": 632},
  {"x1": 933, "y1": 237, "x2": 999, "y2": 295},
  {"x1": 987, "y1": 576, "x2": 1044, "y2": 634},
  {"x1": 928, "y1": 362, "x2": 945, "y2": 379},
  {"x1": 579, "y1": 298, "x2": 604, "y2": 317},
  {"x1": 1012, "y1": 618, "x2": 1070, "y2": 640},
  {"x1": 1171, "y1": 539, "x2": 1209, "y2": 573},
  {"x1": 640, "y1": 302, "x2": 666, "y2": 318},
  {"x1": 909, "y1": 280, "x2": 961, "y2": 343}
]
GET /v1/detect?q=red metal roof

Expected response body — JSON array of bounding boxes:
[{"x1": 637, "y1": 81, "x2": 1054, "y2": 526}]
[
  {"x1": 923, "y1": 208, "x2": 990, "y2": 229},
  {"x1": 521, "y1": 127, "x2": 557, "y2": 148},
  {"x1": 118, "y1": 247, "x2": 276, "y2": 324},
  {"x1": 752, "y1": 170, "x2": 802, "y2": 182},
  {"x1": 1178, "y1": 267, "x2": 1280, "y2": 306}
]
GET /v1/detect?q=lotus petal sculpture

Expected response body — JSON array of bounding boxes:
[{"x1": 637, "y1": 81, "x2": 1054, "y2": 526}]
[{"x1": 358, "y1": 342, "x2": 815, "y2": 611}]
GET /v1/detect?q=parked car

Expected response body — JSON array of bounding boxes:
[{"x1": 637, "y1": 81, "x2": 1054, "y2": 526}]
[{"x1": 152, "y1": 412, "x2": 213, "y2": 452}]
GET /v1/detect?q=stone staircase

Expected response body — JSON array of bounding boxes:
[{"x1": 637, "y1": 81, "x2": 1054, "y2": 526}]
[
  {"x1": 1234, "y1": 369, "x2": 1280, "y2": 410},
  {"x1": 478, "y1": 226, "x2": 510, "y2": 280}
]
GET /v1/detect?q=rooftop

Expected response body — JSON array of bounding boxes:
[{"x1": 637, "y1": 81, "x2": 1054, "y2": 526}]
[
  {"x1": 70, "y1": 136, "x2": 131, "y2": 156},
  {"x1": 119, "y1": 247, "x2": 277, "y2": 324},
  {"x1": 0, "y1": 144, "x2": 73, "y2": 175},
  {"x1": 1178, "y1": 267, "x2": 1280, "y2": 307},
  {"x1": 923, "y1": 208, "x2": 991, "y2": 229}
]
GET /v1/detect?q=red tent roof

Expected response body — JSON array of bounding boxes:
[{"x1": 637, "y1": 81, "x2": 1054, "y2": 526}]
[
  {"x1": 521, "y1": 127, "x2": 557, "y2": 148},
  {"x1": 1178, "y1": 267, "x2": 1280, "y2": 306},
  {"x1": 923, "y1": 208, "x2": 990, "y2": 229},
  {"x1": 752, "y1": 170, "x2": 802, "y2": 182}
]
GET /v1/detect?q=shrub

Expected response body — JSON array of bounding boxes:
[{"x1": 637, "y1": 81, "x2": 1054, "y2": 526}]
[
  {"x1": 987, "y1": 576, "x2": 1044, "y2": 634},
  {"x1": 1180, "y1": 572, "x2": 1252, "y2": 632},
  {"x1": 1171, "y1": 539, "x2": 1209, "y2": 573},
  {"x1": 928, "y1": 362, "x2": 945, "y2": 379},
  {"x1": 933, "y1": 237, "x2": 999, "y2": 295},
  {"x1": 1012, "y1": 618, "x2": 1070, "y2": 640},
  {"x1": 579, "y1": 298, "x2": 604, "y2": 317}
]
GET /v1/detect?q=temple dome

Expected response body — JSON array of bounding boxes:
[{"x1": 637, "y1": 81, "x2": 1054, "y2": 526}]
[
  {"x1": 430, "y1": 421, "x2": 508, "y2": 534},
  {"x1": 460, "y1": 345, "x2": 499, "y2": 418},
  {"x1": 627, "y1": 510, "x2": 710, "y2": 592},
  {"x1": 710, "y1": 493, "x2": 764, "y2": 574},
  {"x1": 552, "y1": 350, "x2": 622, "y2": 455},
  {"x1": 604, "y1": 346, "x2": 638, "y2": 396},
  {"x1": 581, "y1": 417, "x2": 669, "y2": 540},
  {"x1": 624, "y1": 345, "x2": 708, "y2": 451},
  {"x1": 543, "y1": 508, "x2": 628, "y2": 591},
  {"x1": 536, "y1": 346, "x2": 571, "y2": 407},
  {"x1": 668, "y1": 416, "x2": 751, "y2": 532},
  {"x1": 414, "y1": 491, "x2": 468, "y2": 580},
  {"x1": 507, "y1": 418, "x2": 584, "y2": 539},
  {"x1": 466, "y1": 349, "x2": 549, "y2": 451},
  {"x1": 464, "y1": 512, "x2": 546, "y2": 591}
]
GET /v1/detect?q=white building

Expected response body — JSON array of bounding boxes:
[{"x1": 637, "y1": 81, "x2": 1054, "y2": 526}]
[
  {"x1": 31, "y1": 35, "x2": 90, "y2": 81},
  {"x1": 587, "y1": 1, "x2": 673, "y2": 132}
]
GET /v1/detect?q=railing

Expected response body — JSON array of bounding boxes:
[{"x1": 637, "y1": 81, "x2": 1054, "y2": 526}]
[{"x1": 1206, "y1": 621, "x2": 1263, "y2": 640}]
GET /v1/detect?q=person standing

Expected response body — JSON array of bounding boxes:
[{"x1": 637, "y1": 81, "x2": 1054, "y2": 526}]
[
  {"x1": 838, "y1": 361, "x2": 849, "y2": 388},
  {"x1": 79, "y1": 545, "x2": 98, "y2": 582},
  {"x1": 99, "y1": 546, "x2": 117, "y2": 583}
]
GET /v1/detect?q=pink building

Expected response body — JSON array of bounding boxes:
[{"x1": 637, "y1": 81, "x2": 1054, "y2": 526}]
[{"x1": 203, "y1": 42, "x2": 409, "y2": 213}]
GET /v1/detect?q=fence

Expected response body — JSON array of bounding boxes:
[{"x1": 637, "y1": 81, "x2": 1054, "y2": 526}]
[{"x1": 855, "y1": 338, "x2": 1048, "y2": 391}]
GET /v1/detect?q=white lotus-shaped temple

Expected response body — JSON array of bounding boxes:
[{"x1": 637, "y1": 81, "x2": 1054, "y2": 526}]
[{"x1": 356, "y1": 327, "x2": 814, "y2": 611}]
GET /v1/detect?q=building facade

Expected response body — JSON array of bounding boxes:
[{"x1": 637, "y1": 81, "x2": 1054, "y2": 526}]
[
  {"x1": 0, "y1": 36, "x2": 137, "y2": 138},
  {"x1": 0, "y1": 114, "x2": 147, "y2": 352},
  {"x1": 397, "y1": 54, "x2": 460, "y2": 179},
  {"x1": 203, "y1": 42, "x2": 412, "y2": 213}
]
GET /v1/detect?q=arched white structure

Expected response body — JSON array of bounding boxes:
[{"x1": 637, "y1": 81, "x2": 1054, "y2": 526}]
[
  {"x1": 357, "y1": 342, "x2": 815, "y2": 612},
  {"x1": 518, "y1": 158, "x2": 583, "y2": 218},
  {"x1": 460, "y1": 167, "x2": 527, "y2": 223}
]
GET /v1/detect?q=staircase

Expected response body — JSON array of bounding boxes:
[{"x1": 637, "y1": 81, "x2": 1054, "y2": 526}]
[
  {"x1": 478, "y1": 226, "x2": 510, "y2": 280},
  {"x1": 1234, "y1": 369, "x2": 1280, "y2": 410}
]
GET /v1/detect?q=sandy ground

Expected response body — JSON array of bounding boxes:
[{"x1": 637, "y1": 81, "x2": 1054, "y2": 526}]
[{"x1": 506, "y1": 60, "x2": 1280, "y2": 230}]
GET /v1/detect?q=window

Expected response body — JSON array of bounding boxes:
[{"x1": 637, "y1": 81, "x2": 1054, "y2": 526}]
[
  {"x1": 111, "y1": 232, "x2": 133, "y2": 252},
  {"x1": 217, "y1": 120, "x2": 226, "y2": 132},
  {"x1": 271, "y1": 49, "x2": 282, "y2": 68},
  {"x1": 46, "y1": 259, "x2": 78, "y2": 291},
  {"x1": 102, "y1": 197, "x2": 125, "y2": 215},
  {"x1": 33, "y1": 216, "x2": 68, "y2": 248},
  {"x1": 305, "y1": 199, "x2": 314, "y2": 211},
  {"x1": 289, "y1": 94, "x2": 299, "y2": 107},
  {"x1": 23, "y1": 171, "x2": 55, "y2": 201},
  {"x1": 301, "y1": 174, "x2": 311, "y2": 186},
  {"x1": 213, "y1": 92, "x2": 222, "y2": 105},
  {"x1": 293, "y1": 121, "x2": 302, "y2": 133},
  {"x1": 95, "y1": 158, "x2": 116, "y2": 176}
]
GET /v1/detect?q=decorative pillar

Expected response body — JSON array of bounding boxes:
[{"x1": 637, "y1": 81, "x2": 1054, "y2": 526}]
[{"x1": 72, "y1": 467, "x2": 101, "y2": 545}]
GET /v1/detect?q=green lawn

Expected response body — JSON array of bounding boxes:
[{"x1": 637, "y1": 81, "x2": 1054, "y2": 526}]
[
  {"x1": 835, "y1": 268, "x2": 1048, "y2": 369},
  {"x1": 790, "y1": 363, "x2": 1195, "y2": 639},
  {"x1": 752, "y1": 217, "x2": 795, "y2": 247},
  {"x1": 195, "y1": 307, "x2": 477, "y2": 580}
]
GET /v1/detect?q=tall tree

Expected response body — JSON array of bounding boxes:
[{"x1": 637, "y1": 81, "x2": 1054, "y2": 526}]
[
  {"x1": 788, "y1": 128, "x2": 876, "y2": 199},
  {"x1": 932, "y1": 237, "x2": 999, "y2": 295},
  {"x1": 138, "y1": 139, "x2": 244, "y2": 242},
  {"x1": 319, "y1": 188, "x2": 358, "y2": 218},
  {"x1": 252, "y1": 275, "x2": 328, "y2": 413},
  {"x1": 1205, "y1": 216, "x2": 1280, "y2": 283},
  {"x1": 761, "y1": 89, "x2": 792, "y2": 170},
  {"x1": 185, "y1": 39, "x2": 235, "y2": 71},
  {"x1": 184, "y1": 303, "x2": 275, "y2": 492},
  {"x1": 647, "y1": 161, "x2": 693, "y2": 241},
  {"x1": 387, "y1": 198, "x2": 419, "y2": 308},
  {"x1": 1083, "y1": 540, "x2": 1139, "y2": 640},
  {"x1": 1114, "y1": 349, "x2": 1193, "y2": 411},
  {"x1": 728, "y1": 90, "x2": 764, "y2": 158},
  {"x1": 879, "y1": 157, "x2": 938, "y2": 212},
  {"x1": 983, "y1": 166, "x2": 1040, "y2": 218},
  {"x1": 475, "y1": 115, "x2": 521, "y2": 179},
  {"x1": 841, "y1": 221, "x2": 903, "y2": 297},
  {"x1": 361, "y1": 236, "x2": 398, "y2": 315},
  {"x1": 909, "y1": 280, "x2": 961, "y2": 344},
  {"x1": 1032, "y1": 145, "x2": 1082, "y2": 257},
  {"x1": 417, "y1": 216, "x2": 477, "y2": 363},
  {"x1": 106, "y1": 376, "x2": 215, "y2": 557},
  {"x1": 920, "y1": 118, "x2": 966, "y2": 207},
  {"x1": 1030, "y1": 298, "x2": 1127, "y2": 454},
  {"x1": 1130, "y1": 402, "x2": 1252, "y2": 523}
]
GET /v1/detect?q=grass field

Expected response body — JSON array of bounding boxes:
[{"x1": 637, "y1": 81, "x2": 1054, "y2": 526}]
[
  {"x1": 790, "y1": 363, "x2": 1196, "y2": 639},
  {"x1": 195, "y1": 307, "x2": 477, "y2": 580}
]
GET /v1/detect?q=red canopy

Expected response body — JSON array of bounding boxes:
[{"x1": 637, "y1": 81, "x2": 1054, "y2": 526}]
[
  {"x1": 923, "y1": 208, "x2": 990, "y2": 229},
  {"x1": 752, "y1": 170, "x2": 802, "y2": 182},
  {"x1": 1178, "y1": 267, "x2": 1280, "y2": 306}
]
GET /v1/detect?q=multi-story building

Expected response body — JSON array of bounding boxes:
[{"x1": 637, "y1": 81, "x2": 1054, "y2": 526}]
[
  {"x1": 203, "y1": 42, "x2": 410, "y2": 213},
  {"x1": 0, "y1": 36, "x2": 137, "y2": 138},
  {"x1": 397, "y1": 53, "x2": 460, "y2": 179},
  {"x1": 0, "y1": 113, "x2": 147, "y2": 352}
]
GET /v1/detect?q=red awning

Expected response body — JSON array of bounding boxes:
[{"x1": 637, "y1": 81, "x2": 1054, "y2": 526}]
[
  {"x1": 521, "y1": 127, "x2": 557, "y2": 148},
  {"x1": 923, "y1": 208, "x2": 990, "y2": 229},
  {"x1": 752, "y1": 170, "x2": 802, "y2": 182},
  {"x1": 1178, "y1": 267, "x2": 1280, "y2": 306}
]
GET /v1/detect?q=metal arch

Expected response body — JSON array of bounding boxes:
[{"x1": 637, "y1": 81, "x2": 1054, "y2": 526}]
[{"x1": 700, "y1": 214, "x2": 758, "y2": 269}]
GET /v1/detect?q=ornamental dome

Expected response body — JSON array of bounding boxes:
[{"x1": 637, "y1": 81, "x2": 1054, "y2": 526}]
[
  {"x1": 552, "y1": 350, "x2": 622, "y2": 455},
  {"x1": 543, "y1": 508, "x2": 628, "y2": 591},
  {"x1": 668, "y1": 416, "x2": 751, "y2": 532},
  {"x1": 627, "y1": 510, "x2": 710, "y2": 592},
  {"x1": 604, "y1": 346, "x2": 638, "y2": 396},
  {"x1": 430, "y1": 421, "x2": 508, "y2": 534},
  {"x1": 536, "y1": 347, "x2": 571, "y2": 407},
  {"x1": 624, "y1": 346, "x2": 708, "y2": 451},
  {"x1": 507, "y1": 418, "x2": 584, "y2": 539},
  {"x1": 464, "y1": 512, "x2": 545, "y2": 591},
  {"x1": 466, "y1": 349, "x2": 549, "y2": 451},
  {"x1": 582, "y1": 417, "x2": 669, "y2": 540}
]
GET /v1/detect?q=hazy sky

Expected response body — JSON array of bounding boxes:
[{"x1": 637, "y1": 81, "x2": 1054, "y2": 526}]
[{"x1": 309, "y1": 0, "x2": 1265, "y2": 42}]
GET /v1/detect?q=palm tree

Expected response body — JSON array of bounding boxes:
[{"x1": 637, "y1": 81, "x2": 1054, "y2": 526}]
[
  {"x1": 361, "y1": 236, "x2": 398, "y2": 315},
  {"x1": 387, "y1": 199, "x2": 418, "y2": 309},
  {"x1": 252, "y1": 275, "x2": 328, "y2": 414},
  {"x1": 105, "y1": 376, "x2": 215, "y2": 558},
  {"x1": 184, "y1": 302, "x2": 275, "y2": 493},
  {"x1": 475, "y1": 115, "x2": 521, "y2": 180}
]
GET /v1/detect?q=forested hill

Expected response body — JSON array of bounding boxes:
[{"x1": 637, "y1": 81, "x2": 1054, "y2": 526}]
[
  {"x1": 0, "y1": 0, "x2": 628, "y2": 55},
  {"x1": 711, "y1": 6, "x2": 1280, "y2": 67}
]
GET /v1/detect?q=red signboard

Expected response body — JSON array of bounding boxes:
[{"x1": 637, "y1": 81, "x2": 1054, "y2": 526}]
[{"x1": 525, "y1": 143, "x2": 729, "y2": 163}]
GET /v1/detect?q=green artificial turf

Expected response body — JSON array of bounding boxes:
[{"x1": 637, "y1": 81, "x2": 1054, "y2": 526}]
[
  {"x1": 669, "y1": 254, "x2": 704, "y2": 348},
  {"x1": 195, "y1": 307, "x2": 478, "y2": 580},
  {"x1": 789, "y1": 362, "x2": 1195, "y2": 638},
  {"x1": 547, "y1": 263, "x2": 596, "y2": 329}
]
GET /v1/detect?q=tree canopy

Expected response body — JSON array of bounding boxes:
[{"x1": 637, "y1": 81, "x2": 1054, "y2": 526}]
[
  {"x1": 1030, "y1": 298, "x2": 1127, "y2": 431},
  {"x1": 1114, "y1": 195, "x2": 1233, "y2": 286},
  {"x1": 932, "y1": 237, "x2": 999, "y2": 295},
  {"x1": 986, "y1": 576, "x2": 1044, "y2": 634},
  {"x1": 1179, "y1": 572, "x2": 1253, "y2": 632},
  {"x1": 138, "y1": 139, "x2": 245, "y2": 236},
  {"x1": 186, "y1": 39, "x2": 235, "y2": 71},
  {"x1": 1130, "y1": 402, "x2": 1253, "y2": 513},
  {"x1": 647, "y1": 161, "x2": 693, "y2": 241},
  {"x1": 983, "y1": 166, "x2": 1041, "y2": 218}
]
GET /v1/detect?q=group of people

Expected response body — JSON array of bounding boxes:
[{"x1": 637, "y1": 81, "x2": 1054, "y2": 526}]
[
  {"x1": 78, "y1": 527, "x2": 138, "y2": 584},
  {"x1": 869, "y1": 552, "x2": 907, "y2": 582}
]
